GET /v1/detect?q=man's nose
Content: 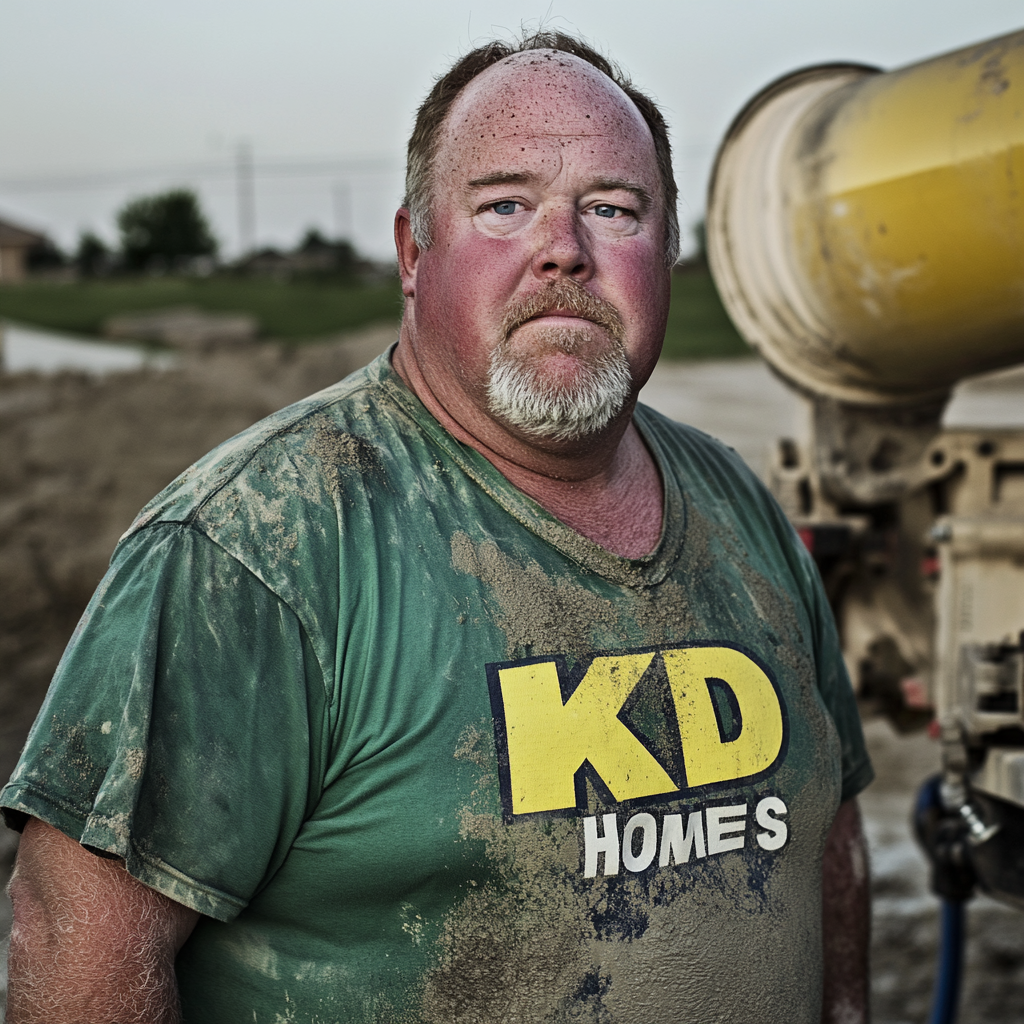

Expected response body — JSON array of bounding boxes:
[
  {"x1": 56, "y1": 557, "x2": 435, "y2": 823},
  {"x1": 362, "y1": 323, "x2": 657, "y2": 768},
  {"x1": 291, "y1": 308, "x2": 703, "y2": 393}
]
[{"x1": 530, "y1": 206, "x2": 593, "y2": 282}]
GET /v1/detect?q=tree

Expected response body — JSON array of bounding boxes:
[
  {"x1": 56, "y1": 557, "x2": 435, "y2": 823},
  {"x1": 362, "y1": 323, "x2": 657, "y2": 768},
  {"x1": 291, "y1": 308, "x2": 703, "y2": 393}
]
[
  {"x1": 298, "y1": 227, "x2": 330, "y2": 251},
  {"x1": 117, "y1": 189, "x2": 217, "y2": 271},
  {"x1": 692, "y1": 218, "x2": 708, "y2": 265},
  {"x1": 295, "y1": 227, "x2": 358, "y2": 277},
  {"x1": 74, "y1": 231, "x2": 111, "y2": 277},
  {"x1": 25, "y1": 237, "x2": 66, "y2": 272}
]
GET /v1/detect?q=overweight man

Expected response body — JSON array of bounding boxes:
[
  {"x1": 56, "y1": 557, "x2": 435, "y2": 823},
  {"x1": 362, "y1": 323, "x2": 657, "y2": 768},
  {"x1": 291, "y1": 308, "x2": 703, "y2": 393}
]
[{"x1": 3, "y1": 32, "x2": 873, "y2": 1024}]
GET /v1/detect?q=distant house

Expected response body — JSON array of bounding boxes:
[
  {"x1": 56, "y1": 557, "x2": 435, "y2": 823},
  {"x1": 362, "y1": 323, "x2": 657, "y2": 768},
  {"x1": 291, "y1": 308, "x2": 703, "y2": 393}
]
[{"x1": 0, "y1": 217, "x2": 49, "y2": 282}]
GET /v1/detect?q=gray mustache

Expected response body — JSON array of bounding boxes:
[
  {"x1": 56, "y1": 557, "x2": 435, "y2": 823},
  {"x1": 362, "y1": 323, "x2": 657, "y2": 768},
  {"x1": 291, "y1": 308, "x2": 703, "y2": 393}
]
[{"x1": 500, "y1": 281, "x2": 626, "y2": 344}]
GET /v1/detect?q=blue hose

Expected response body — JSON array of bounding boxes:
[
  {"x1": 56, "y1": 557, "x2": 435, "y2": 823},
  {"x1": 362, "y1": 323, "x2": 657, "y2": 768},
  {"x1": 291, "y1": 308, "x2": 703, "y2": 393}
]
[
  {"x1": 914, "y1": 776, "x2": 969, "y2": 1024},
  {"x1": 928, "y1": 894, "x2": 966, "y2": 1024}
]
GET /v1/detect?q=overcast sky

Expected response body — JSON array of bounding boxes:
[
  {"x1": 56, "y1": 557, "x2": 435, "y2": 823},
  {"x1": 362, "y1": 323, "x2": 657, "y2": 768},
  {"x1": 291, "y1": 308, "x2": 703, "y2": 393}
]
[{"x1": 2, "y1": 0, "x2": 1022, "y2": 259}]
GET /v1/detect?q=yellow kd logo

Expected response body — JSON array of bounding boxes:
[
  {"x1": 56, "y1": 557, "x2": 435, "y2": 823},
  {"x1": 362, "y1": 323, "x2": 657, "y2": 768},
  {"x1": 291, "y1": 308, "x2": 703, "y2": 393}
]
[{"x1": 488, "y1": 645, "x2": 786, "y2": 817}]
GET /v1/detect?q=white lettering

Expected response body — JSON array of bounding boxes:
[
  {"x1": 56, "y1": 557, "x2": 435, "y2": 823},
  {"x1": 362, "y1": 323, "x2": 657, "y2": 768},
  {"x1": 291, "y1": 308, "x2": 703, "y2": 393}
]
[
  {"x1": 621, "y1": 813, "x2": 658, "y2": 872},
  {"x1": 583, "y1": 814, "x2": 620, "y2": 877},
  {"x1": 706, "y1": 803, "x2": 747, "y2": 854},
  {"x1": 755, "y1": 796, "x2": 788, "y2": 851},
  {"x1": 658, "y1": 811, "x2": 706, "y2": 866},
  {"x1": 582, "y1": 796, "x2": 787, "y2": 876}
]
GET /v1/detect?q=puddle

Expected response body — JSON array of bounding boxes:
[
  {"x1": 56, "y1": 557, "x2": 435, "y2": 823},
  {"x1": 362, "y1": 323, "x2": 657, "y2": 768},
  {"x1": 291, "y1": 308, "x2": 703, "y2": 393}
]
[{"x1": 1, "y1": 322, "x2": 175, "y2": 375}]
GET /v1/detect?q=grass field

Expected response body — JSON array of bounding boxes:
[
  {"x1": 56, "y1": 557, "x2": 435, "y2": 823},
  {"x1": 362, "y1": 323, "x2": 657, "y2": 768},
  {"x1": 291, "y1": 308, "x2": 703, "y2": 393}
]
[
  {"x1": 662, "y1": 268, "x2": 748, "y2": 360},
  {"x1": 0, "y1": 267, "x2": 749, "y2": 360},
  {"x1": 0, "y1": 277, "x2": 405, "y2": 342}
]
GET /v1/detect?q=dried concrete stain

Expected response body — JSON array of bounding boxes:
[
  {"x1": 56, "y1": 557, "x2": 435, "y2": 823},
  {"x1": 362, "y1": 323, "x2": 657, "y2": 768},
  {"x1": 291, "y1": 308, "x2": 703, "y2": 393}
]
[
  {"x1": 124, "y1": 746, "x2": 146, "y2": 781},
  {"x1": 400, "y1": 903, "x2": 427, "y2": 946},
  {"x1": 193, "y1": 416, "x2": 383, "y2": 573},
  {"x1": 683, "y1": 498, "x2": 811, "y2": 676},
  {"x1": 630, "y1": 578, "x2": 696, "y2": 646},
  {"x1": 420, "y1": 789, "x2": 596, "y2": 1022},
  {"x1": 450, "y1": 531, "x2": 617, "y2": 659},
  {"x1": 204, "y1": 467, "x2": 301, "y2": 573},
  {"x1": 452, "y1": 723, "x2": 494, "y2": 783},
  {"x1": 682, "y1": 501, "x2": 841, "y2": 804},
  {"x1": 84, "y1": 808, "x2": 134, "y2": 856},
  {"x1": 588, "y1": 862, "x2": 823, "y2": 1021},
  {"x1": 418, "y1": 725, "x2": 594, "y2": 1020},
  {"x1": 303, "y1": 420, "x2": 382, "y2": 488},
  {"x1": 449, "y1": 520, "x2": 707, "y2": 663},
  {"x1": 44, "y1": 717, "x2": 105, "y2": 792}
]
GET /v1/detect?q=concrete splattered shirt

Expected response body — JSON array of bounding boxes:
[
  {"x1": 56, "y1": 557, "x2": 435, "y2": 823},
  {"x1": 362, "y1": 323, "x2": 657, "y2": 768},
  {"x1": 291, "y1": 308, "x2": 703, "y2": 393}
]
[{"x1": 1, "y1": 349, "x2": 873, "y2": 1023}]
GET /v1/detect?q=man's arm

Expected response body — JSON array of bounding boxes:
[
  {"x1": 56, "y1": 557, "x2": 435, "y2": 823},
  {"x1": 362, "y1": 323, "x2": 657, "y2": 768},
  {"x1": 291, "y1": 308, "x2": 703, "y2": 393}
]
[
  {"x1": 821, "y1": 797, "x2": 871, "y2": 1024},
  {"x1": 6, "y1": 816, "x2": 200, "y2": 1024}
]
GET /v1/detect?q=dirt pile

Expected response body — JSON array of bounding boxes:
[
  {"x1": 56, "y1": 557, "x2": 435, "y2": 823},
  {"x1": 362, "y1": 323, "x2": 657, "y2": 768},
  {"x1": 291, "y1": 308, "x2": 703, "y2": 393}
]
[{"x1": 0, "y1": 324, "x2": 395, "y2": 785}]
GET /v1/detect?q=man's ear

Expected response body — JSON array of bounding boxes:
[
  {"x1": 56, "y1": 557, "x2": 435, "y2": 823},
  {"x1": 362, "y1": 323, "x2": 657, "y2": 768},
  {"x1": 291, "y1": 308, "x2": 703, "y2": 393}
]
[{"x1": 394, "y1": 209, "x2": 420, "y2": 298}]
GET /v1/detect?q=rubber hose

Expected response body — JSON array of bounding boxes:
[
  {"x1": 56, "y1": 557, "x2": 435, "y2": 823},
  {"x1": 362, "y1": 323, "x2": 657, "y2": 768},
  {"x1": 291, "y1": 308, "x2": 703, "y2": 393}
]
[{"x1": 929, "y1": 898, "x2": 966, "y2": 1024}]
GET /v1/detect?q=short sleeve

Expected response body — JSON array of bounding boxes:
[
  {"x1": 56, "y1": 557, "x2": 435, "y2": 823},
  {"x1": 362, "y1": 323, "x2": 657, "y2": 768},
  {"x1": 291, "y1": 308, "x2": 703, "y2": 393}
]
[
  {"x1": 0, "y1": 524, "x2": 328, "y2": 921},
  {"x1": 799, "y1": 543, "x2": 874, "y2": 803}
]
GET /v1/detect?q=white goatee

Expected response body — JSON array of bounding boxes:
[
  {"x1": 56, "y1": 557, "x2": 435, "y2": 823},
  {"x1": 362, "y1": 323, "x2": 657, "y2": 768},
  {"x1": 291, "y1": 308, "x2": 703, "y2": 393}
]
[{"x1": 486, "y1": 326, "x2": 632, "y2": 442}]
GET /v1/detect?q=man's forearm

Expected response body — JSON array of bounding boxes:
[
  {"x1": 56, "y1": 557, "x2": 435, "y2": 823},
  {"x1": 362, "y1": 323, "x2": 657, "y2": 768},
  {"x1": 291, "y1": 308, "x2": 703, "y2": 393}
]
[
  {"x1": 7, "y1": 929, "x2": 182, "y2": 1024},
  {"x1": 821, "y1": 797, "x2": 871, "y2": 1024}
]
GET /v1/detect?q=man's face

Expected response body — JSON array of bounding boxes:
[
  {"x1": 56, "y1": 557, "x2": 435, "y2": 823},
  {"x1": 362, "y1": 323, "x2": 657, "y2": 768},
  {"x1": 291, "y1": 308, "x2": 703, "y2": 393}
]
[{"x1": 400, "y1": 51, "x2": 672, "y2": 447}]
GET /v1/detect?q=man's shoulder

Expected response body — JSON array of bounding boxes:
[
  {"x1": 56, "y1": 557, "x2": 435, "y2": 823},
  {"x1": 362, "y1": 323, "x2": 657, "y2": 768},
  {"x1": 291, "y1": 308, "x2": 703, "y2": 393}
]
[
  {"x1": 634, "y1": 400, "x2": 762, "y2": 488},
  {"x1": 122, "y1": 353, "x2": 407, "y2": 541}
]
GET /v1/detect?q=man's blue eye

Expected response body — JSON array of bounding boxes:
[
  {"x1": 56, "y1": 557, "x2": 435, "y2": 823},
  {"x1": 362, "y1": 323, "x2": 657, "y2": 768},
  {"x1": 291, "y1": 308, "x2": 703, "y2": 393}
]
[
  {"x1": 492, "y1": 201, "x2": 518, "y2": 215},
  {"x1": 594, "y1": 205, "x2": 619, "y2": 218}
]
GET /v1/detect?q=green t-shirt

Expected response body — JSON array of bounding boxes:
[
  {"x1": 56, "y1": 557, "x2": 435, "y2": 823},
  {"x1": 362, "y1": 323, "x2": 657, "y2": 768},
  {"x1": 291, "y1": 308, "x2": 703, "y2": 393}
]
[{"x1": 2, "y1": 350, "x2": 872, "y2": 1023}]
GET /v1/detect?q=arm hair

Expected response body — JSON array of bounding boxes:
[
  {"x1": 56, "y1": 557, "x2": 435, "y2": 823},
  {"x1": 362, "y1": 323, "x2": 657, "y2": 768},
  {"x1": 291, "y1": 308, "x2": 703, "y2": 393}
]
[{"x1": 6, "y1": 816, "x2": 200, "y2": 1024}]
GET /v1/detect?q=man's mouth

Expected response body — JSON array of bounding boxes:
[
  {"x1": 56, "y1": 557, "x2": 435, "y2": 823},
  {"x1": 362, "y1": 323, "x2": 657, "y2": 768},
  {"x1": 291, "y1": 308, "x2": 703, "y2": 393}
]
[{"x1": 525, "y1": 309, "x2": 589, "y2": 324}]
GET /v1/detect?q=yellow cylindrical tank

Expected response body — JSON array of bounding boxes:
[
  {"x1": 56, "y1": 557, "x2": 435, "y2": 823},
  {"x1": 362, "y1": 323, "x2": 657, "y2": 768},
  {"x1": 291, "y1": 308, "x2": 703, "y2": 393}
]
[{"x1": 707, "y1": 29, "x2": 1024, "y2": 406}]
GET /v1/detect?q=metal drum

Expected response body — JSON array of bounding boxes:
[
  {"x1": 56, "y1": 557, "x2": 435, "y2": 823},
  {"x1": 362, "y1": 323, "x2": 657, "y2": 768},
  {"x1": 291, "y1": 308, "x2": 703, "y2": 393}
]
[{"x1": 707, "y1": 30, "x2": 1024, "y2": 406}]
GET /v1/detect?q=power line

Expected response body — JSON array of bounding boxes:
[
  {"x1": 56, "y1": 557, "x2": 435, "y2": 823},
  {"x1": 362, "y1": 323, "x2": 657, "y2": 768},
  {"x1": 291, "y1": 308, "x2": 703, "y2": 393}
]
[
  {"x1": 236, "y1": 143, "x2": 256, "y2": 254},
  {"x1": 0, "y1": 156, "x2": 399, "y2": 194}
]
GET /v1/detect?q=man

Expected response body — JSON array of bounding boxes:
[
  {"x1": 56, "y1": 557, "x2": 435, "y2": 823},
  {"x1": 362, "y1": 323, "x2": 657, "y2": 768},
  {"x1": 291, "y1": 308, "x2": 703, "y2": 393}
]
[{"x1": 3, "y1": 32, "x2": 872, "y2": 1024}]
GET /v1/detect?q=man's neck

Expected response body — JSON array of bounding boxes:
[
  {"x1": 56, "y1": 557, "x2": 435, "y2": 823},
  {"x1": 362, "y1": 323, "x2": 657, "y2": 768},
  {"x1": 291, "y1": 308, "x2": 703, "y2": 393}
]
[
  {"x1": 508, "y1": 423, "x2": 664, "y2": 558},
  {"x1": 392, "y1": 339, "x2": 664, "y2": 559}
]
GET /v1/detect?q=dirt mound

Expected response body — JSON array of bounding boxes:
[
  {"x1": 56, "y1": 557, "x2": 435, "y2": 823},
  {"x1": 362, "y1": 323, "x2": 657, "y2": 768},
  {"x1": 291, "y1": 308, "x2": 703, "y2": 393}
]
[
  {"x1": 103, "y1": 306, "x2": 259, "y2": 350},
  {"x1": 0, "y1": 324, "x2": 395, "y2": 785}
]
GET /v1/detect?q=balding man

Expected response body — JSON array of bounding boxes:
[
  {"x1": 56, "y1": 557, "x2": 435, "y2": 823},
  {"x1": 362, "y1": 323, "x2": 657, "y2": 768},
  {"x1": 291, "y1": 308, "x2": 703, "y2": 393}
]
[{"x1": 3, "y1": 32, "x2": 872, "y2": 1024}]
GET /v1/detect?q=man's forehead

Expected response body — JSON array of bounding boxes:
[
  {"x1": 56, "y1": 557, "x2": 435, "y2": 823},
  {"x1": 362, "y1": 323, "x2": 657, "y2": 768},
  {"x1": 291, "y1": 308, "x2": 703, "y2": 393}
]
[{"x1": 442, "y1": 49, "x2": 649, "y2": 141}]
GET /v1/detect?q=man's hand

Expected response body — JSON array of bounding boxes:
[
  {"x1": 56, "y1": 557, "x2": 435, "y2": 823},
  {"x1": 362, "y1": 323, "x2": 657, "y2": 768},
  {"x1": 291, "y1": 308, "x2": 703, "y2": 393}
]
[
  {"x1": 7, "y1": 816, "x2": 200, "y2": 1023},
  {"x1": 821, "y1": 797, "x2": 871, "y2": 1024}
]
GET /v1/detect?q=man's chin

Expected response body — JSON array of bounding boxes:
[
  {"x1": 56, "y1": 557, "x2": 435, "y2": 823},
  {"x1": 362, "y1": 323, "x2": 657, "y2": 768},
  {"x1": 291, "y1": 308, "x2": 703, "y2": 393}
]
[
  {"x1": 515, "y1": 349, "x2": 608, "y2": 391},
  {"x1": 486, "y1": 344, "x2": 633, "y2": 444}
]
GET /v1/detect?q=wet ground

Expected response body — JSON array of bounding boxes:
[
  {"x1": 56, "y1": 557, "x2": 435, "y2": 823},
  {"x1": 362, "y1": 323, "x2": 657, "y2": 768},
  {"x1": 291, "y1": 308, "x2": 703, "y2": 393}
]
[
  {"x1": 860, "y1": 719, "x2": 1024, "y2": 1023},
  {"x1": 1, "y1": 345, "x2": 1022, "y2": 1020}
]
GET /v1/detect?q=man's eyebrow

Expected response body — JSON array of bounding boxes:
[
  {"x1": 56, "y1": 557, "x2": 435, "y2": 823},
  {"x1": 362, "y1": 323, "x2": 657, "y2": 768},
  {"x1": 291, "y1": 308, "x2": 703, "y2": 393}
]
[
  {"x1": 590, "y1": 179, "x2": 654, "y2": 210},
  {"x1": 466, "y1": 171, "x2": 535, "y2": 189}
]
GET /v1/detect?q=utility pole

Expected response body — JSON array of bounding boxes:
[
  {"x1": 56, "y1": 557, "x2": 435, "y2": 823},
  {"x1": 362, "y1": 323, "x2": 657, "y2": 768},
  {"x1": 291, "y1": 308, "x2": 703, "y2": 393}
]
[
  {"x1": 332, "y1": 180, "x2": 352, "y2": 242},
  {"x1": 236, "y1": 142, "x2": 256, "y2": 256}
]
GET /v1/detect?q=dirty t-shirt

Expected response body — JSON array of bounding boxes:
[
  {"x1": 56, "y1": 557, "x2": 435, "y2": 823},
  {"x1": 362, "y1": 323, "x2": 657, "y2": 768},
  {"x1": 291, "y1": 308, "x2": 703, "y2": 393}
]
[{"x1": 1, "y1": 350, "x2": 872, "y2": 1024}]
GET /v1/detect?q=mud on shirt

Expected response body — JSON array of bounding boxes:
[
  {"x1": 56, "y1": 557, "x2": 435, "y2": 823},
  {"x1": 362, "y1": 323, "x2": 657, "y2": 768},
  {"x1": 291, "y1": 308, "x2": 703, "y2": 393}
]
[{"x1": 1, "y1": 350, "x2": 872, "y2": 1023}]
